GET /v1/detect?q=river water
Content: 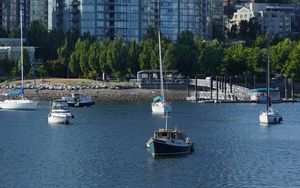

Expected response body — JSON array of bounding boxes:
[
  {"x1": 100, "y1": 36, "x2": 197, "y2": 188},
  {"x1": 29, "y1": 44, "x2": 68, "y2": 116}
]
[{"x1": 0, "y1": 101, "x2": 300, "y2": 187}]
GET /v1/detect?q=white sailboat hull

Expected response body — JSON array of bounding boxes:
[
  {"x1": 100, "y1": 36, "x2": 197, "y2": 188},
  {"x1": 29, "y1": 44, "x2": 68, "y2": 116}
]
[
  {"x1": 0, "y1": 99, "x2": 38, "y2": 110},
  {"x1": 259, "y1": 109, "x2": 282, "y2": 124},
  {"x1": 152, "y1": 102, "x2": 172, "y2": 114}
]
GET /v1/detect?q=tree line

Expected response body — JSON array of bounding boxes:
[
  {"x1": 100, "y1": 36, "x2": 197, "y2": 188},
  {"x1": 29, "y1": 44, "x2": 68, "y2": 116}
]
[{"x1": 1, "y1": 20, "x2": 300, "y2": 81}]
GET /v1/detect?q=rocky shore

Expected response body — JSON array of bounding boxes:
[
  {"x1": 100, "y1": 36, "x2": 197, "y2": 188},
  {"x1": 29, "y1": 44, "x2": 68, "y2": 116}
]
[{"x1": 0, "y1": 79, "x2": 187, "y2": 102}]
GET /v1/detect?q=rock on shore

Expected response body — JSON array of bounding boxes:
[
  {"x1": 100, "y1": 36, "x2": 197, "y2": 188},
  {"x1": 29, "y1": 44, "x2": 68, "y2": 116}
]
[
  {"x1": 0, "y1": 79, "x2": 187, "y2": 101},
  {"x1": 0, "y1": 88, "x2": 187, "y2": 102}
]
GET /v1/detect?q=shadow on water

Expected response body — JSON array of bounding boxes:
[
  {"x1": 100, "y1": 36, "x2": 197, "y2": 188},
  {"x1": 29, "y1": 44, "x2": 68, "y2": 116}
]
[{"x1": 146, "y1": 147, "x2": 195, "y2": 160}]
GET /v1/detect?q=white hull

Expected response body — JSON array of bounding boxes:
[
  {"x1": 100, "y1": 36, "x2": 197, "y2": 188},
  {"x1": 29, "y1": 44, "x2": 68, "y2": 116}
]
[
  {"x1": 152, "y1": 102, "x2": 172, "y2": 114},
  {"x1": 0, "y1": 99, "x2": 38, "y2": 110},
  {"x1": 259, "y1": 109, "x2": 282, "y2": 124},
  {"x1": 48, "y1": 113, "x2": 70, "y2": 124}
]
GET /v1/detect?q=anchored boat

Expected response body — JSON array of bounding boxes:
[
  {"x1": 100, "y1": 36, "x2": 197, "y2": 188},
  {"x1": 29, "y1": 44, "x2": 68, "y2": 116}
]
[
  {"x1": 62, "y1": 93, "x2": 95, "y2": 107},
  {"x1": 48, "y1": 100, "x2": 74, "y2": 124},
  {"x1": 146, "y1": 113, "x2": 194, "y2": 157}
]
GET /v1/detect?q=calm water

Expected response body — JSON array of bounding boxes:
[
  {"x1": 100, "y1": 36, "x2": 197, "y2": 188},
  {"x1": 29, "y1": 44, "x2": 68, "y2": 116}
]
[{"x1": 0, "y1": 101, "x2": 300, "y2": 187}]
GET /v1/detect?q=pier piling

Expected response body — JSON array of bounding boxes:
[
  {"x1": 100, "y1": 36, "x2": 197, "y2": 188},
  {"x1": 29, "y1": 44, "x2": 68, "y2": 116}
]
[
  {"x1": 291, "y1": 78, "x2": 294, "y2": 100},
  {"x1": 195, "y1": 76, "x2": 198, "y2": 101},
  {"x1": 230, "y1": 76, "x2": 232, "y2": 93},
  {"x1": 224, "y1": 76, "x2": 227, "y2": 101},
  {"x1": 216, "y1": 76, "x2": 219, "y2": 102},
  {"x1": 187, "y1": 76, "x2": 190, "y2": 97},
  {"x1": 284, "y1": 77, "x2": 288, "y2": 100},
  {"x1": 210, "y1": 76, "x2": 213, "y2": 100}
]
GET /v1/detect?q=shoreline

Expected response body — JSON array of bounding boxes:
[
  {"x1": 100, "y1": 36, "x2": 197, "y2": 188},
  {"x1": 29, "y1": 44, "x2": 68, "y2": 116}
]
[{"x1": 0, "y1": 88, "x2": 188, "y2": 102}]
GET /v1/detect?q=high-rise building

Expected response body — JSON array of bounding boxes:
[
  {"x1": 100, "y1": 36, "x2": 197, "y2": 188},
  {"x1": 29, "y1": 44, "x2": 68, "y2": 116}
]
[
  {"x1": 0, "y1": 0, "x2": 30, "y2": 31},
  {"x1": 48, "y1": 0, "x2": 80, "y2": 32},
  {"x1": 211, "y1": 0, "x2": 224, "y2": 39},
  {"x1": 47, "y1": 0, "x2": 211, "y2": 41},
  {"x1": 30, "y1": 0, "x2": 48, "y2": 27},
  {"x1": 147, "y1": 0, "x2": 208, "y2": 41},
  {"x1": 80, "y1": 0, "x2": 148, "y2": 41}
]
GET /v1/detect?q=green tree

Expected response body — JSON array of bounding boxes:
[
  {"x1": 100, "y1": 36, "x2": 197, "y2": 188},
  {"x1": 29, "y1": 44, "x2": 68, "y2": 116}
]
[
  {"x1": 37, "y1": 65, "x2": 47, "y2": 78},
  {"x1": 99, "y1": 39, "x2": 111, "y2": 80},
  {"x1": 139, "y1": 38, "x2": 154, "y2": 70},
  {"x1": 239, "y1": 20, "x2": 249, "y2": 40},
  {"x1": 283, "y1": 41, "x2": 300, "y2": 79},
  {"x1": 9, "y1": 28, "x2": 20, "y2": 38},
  {"x1": 163, "y1": 42, "x2": 176, "y2": 70},
  {"x1": 128, "y1": 40, "x2": 140, "y2": 77},
  {"x1": 57, "y1": 31, "x2": 80, "y2": 77},
  {"x1": 69, "y1": 39, "x2": 83, "y2": 76},
  {"x1": 78, "y1": 40, "x2": 91, "y2": 77},
  {"x1": 200, "y1": 39, "x2": 223, "y2": 75},
  {"x1": 27, "y1": 20, "x2": 48, "y2": 49},
  {"x1": 46, "y1": 29, "x2": 65, "y2": 60},
  {"x1": 23, "y1": 48, "x2": 31, "y2": 78},
  {"x1": 222, "y1": 44, "x2": 248, "y2": 75},
  {"x1": 88, "y1": 40, "x2": 102, "y2": 77},
  {"x1": 270, "y1": 38, "x2": 293, "y2": 74},
  {"x1": 46, "y1": 60, "x2": 65, "y2": 77},
  {"x1": 107, "y1": 37, "x2": 129, "y2": 80},
  {"x1": 245, "y1": 47, "x2": 265, "y2": 76},
  {"x1": 227, "y1": 24, "x2": 238, "y2": 39},
  {"x1": 248, "y1": 18, "x2": 260, "y2": 40},
  {"x1": 175, "y1": 31, "x2": 197, "y2": 76}
]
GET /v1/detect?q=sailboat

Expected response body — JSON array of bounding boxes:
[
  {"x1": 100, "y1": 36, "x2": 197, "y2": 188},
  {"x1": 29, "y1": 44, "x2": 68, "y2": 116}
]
[
  {"x1": 259, "y1": 33, "x2": 282, "y2": 124},
  {"x1": 146, "y1": 113, "x2": 194, "y2": 157},
  {"x1": 0, "y1": 9, "x2": 38, "y2": 110},
  {"x1": 151, "y1": 17, "x2": 172, "y2": 114}
]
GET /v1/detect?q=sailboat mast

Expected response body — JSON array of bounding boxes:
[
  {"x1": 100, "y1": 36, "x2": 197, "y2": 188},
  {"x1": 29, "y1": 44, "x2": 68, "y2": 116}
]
[
  {"x1": 20, "y1": 9, "x2": 24, "y2": 97},
  {"x1": 266, "y1": 33, "x2": 270, "y2": 111},
  {"x1": 158, "y1": 0, "x2": 164, "y2": 100}
]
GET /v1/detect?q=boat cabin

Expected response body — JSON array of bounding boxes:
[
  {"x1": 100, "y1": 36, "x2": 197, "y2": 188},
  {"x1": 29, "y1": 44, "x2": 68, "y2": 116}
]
[
  {"x1": 154, "y1": 129, "x2": 185, "y2": 140},
  {"x1": 52, "y1": 100, "x2": 68, "y2": 109}
]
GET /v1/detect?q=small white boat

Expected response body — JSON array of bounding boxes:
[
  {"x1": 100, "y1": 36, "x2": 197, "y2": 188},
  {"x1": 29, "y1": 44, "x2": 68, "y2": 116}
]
[
  {"x1": 48, "y1": 100, "x2": 74, "y2": 124},
  {"x1": 259, "y1": 33, "x2": 283, "y2": 125},
  {"x1": 259, "y1": 108, "x2": 283, "y2": 124}
]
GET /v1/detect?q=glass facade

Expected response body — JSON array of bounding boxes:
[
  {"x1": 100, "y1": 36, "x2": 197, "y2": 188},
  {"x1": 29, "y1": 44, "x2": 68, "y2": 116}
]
[
  {"x1": 80, "y1": 0, "x2": 148, "y2": 41},
  {"x1": 30, "y1": 0, "x2": 48, "y2": 26},
  {"x1": 47, "y1": 0, "x2": 210, "y2": 41},
  {"x1": 148, "y1": 0, "x2": 206, "y2": 41}
]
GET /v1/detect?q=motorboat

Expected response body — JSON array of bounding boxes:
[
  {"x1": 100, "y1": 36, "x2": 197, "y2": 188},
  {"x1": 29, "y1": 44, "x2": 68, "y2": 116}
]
[
  {"x1": 62, "y1": 93, "x2": 95, "y2": 107},
  {"x1": 146, "y1": 113, "x2": 194, "y2": 157},
  {"x1": 147, "y1": 128, "x2": 194, "y2": 157},
  {"x1": 48, "y1": 100, "x2": 74, "y2": 124}
]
